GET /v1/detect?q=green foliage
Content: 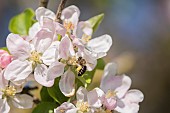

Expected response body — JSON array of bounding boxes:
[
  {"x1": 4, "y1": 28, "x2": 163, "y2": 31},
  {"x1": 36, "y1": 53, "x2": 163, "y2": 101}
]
[
  {"x1": 0, "y1": 47, "x2": 9, "y2": 52},
  {"x1": 9, "y1": 8, "x2": 35, "y2": 35},
  {"x1": 47, "y1": 77, "x2": 69, "y2": 104},
  {"x1": 40, "y1": 87, "x2": 54, "y2": 102},
  {"x1": 83, "y1": 58, "x2": 105, "y2": 86},
  {"x1": 32, "y1": 102, "x2": 57, "y2": 113},
  {"x1": 88, "y1": 13, "x2": 104, "y2": 33}
]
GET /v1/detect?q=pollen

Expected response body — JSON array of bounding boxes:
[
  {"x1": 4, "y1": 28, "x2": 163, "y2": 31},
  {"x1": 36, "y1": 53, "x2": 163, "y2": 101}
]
[
  {"x1": 2, "y1": 86, "x2": 17, "y2": 97},
  {"x1": 64, "y1": 21, "x2": 74, "y2": 34},
  {"x1": 76, "y1": 101, "x2": 89, "y2": 113},
  {"x1": 29, "y1": 51, "x2": 42, "y2": 64},
  {"x1": 105, "y1": 90, "x2": 117, "y2": 99},
  {"x1": 82, "y1": 34, "x2": 91, "y2": 43}
]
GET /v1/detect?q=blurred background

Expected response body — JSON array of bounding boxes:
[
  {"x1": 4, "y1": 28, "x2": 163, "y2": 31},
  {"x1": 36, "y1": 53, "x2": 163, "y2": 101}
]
[{"x1": 0, "y1": 0, "x2": 170, "y2": 113}]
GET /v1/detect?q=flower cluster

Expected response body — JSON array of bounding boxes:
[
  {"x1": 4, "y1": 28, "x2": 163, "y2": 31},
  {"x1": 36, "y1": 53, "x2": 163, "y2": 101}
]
[{"x1": 0, "y1": 5, "x2": 144, "y2": 113}]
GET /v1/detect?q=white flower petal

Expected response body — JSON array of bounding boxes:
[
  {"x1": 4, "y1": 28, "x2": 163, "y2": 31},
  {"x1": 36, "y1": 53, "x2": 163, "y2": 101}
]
[
  {"x1": 11, "y1": 94, "x2": 33, "y2": 109},
  {"x1": 59, "y1": 70, "x2": 75, "y2": 97},
  {"x1": 0, "y1": 99, "x2": 10, "y2": 113},
  {"x1": 47, "y1": 61, "x2": 65, "y2": 81},
  {"x1": 100, "y1": 63, "x2": 117, "y2": 91},
  {"x1": 0, "y1": 70, "x2": 8, "y2": 89},
  {"x1": 54, "y1": 102, "x2": 77, "y2": 113},
  {"x1": 59, "y1": 36, "x2": 75, "y2": 59},
  {"x1": 87, "y1": 34, "x2": 112, "y2": 59},
  {"x1": 35, "y1": 7, "x2": 55, "y2": 24},
  {"x1": 76, "y1": 86, "x2": 88, "y2": 102},
  {"x1": 87, "y1": 88, "x2": 104, "y2": 108},
  {"x1": 41, "y1": 41, "x2": 60, "y2": 65},
  {"x1": 6, "y1": 33, "x2": 31, "y2": 60},
  {"x1": 4, "y1": 60, "x2": 32, "y2": 84},
  {"x1": 61, "y1": 5, "x2": 80, "y2": 24},
  {"x1": 9, "y1": 94, "x2": 33, "y2": 109},
  {"x1": 33, "y1": 29, "x2": 53, "y2": 53},
  {"x1": 34, "y1": 64, "x2": 54, "y2": 87},
  {"x1": 28, "y1": 22, "x2": 41, "y2": 41},
  {"x1": 125, "y1": 89, "x2": 144, "y2": 103}
]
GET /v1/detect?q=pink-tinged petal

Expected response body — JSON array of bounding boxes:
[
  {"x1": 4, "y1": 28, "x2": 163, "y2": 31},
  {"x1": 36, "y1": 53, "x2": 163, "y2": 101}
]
[
  {"x1": 0, "y1": 70, "x2": 8, "y2": 89},
  {"x1": 87, "y1": 88, "x2": 104, "y2": 108},
  {"x1": 59, "y1": 70, "x2": 75, "y2": 97},
  {"x1": 55, "y1": 22, "x2": 66, "y2": 37},
  {"x1": 47, "y1": 61, "x2": 65, "y2": 81},
  {"x1": 59, "y1": 36, "x2": 75, "y2": 59},
  {"x1": 42, "y1": 17, "x2": 55, "y2": 33},
  {"x1": 4, "y1": 60, "x2": 32, "y2": 84},
  {"x1": 54, "y1": 102, "x2": 77, "y2": 113},
  {"x1": 87, "y1": 34, "x2": 112, "y2": 59},
  {"x1": 0, "y1": 99, "x2": 10, "y2": 113},
  {"x1": 104, "y1": 98, "x2": 117, "y2": 110},
  {"x1": 101, "y1": 75, "x2": 131, "y2": 98},
  {"x1": 0, "y1": 53, "x2": 12, "y2": 68},
  {"x1": 41, "y1": 41, "x2": 60, "y2": 65},
  {"x1": 77, "y1": 21, "x2": 93, "y2": 39},
  {"x1": 115, "y1": 94, "x2": 142, "y2": 113},
  {"x1": 6, "y1": 33, "x2": 31, "y2": 60},
  {"x1": 33, "y1": 29, "x2": 53, "y2": 53},
  {"x1": 11, "y1": 94, "x2": 33, "y2": 109},
  {"x1": 61, "y1": 5, "x2": 80, "y2": 26},
  {"x1": 100, "y1": 63, "x2": 117, "y2": 90},
  {"x1": 28, "y1": 22, "x2": 41, "y2": 41},
  {"x1": 34, "y1": 64, "x2": 54, "y2": 87},
  {"x1": 125, "y1": 89, "x2": 144, "y2": 103},
  {"x1": 76, "y1": 86, "x2": 88, "y2": 101},
  {"x1": 35, "y1": 7, "x2": 55, "y2": 24}
]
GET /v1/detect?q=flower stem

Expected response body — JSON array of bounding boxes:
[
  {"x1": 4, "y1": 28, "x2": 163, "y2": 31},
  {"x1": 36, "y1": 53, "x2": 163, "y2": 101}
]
[
  {"x1": 55, "y1": 0, "x2": 68, "y2": 22},
  {"x1": 39, "y1": 0, "x2": 49, "y2": 8}
]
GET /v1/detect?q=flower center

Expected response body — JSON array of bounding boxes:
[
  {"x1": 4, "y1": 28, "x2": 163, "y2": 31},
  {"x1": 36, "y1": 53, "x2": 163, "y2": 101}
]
[
  {"x1": 76, "y1": 101, "x2": 89, "y2": 113},
  {"x1": 95, "y1": 108, "x2": 112, "y2": 113},
  {"x1": 1, "y1": 86, "x2": 16, "y2": 98},
  {"x1": 64, "y1": 21, "x2": 74, "y2": 34},
  {"x1": 105, "y1": 90, "x2": 117, "y2": 99},
  {"x1": 29, "y1": 51, "x2": 42, "y2": 65},
  {"x1": 82, "y1": 34, "x2": 91, "y2": 43}
]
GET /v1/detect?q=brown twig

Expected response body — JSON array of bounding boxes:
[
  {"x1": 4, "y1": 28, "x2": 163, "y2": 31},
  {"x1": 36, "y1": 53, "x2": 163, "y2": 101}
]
[
  {"x1": 39, "y1": 0, "x2": 49, "y2": 8},
  {"x1": 55, "y1": 0, "x2": 68, "y2": 22}
]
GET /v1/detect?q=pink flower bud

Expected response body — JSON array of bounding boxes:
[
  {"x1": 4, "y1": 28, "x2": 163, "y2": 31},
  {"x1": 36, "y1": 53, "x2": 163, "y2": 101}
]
[{"x1": 0, "y1": 49, "x2": 12, "y2": 68}]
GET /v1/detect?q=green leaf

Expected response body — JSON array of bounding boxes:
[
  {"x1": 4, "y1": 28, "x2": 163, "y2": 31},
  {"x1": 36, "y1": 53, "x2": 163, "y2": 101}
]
[
  {"x1": 88, "y1": 13, "x2": 104, "y2": 32},
  {"x1": 32, "y1": 102, "x2": 57, "y2": 113},
  {"x1": 95, "y1": 58, "x2": 105, "y2": 70},
  {"x1": 47, "y1": 77, "x2": 69, "y2": 104},
  {"x1": 40, "y1": 87, "x2": 54, "y2": 102},
  {"x1": 0, "y1": 47, "x2": 9, "y2": 52},
  {"x1": 9, "y1": 8, "x2": 35, "y2": 35}
]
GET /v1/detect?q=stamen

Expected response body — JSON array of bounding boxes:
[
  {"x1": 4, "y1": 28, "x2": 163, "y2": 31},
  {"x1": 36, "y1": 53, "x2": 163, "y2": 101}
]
[
  {"x1": 76, "y1": 101, "x2": 89, "y2": 112},
  {"x1": 29, "y1": 51, "x2": 42, "y2": 65},
  {"x1": 105, "y1": 90, "x2": 117, "y2": 99},
  {"x1": 2, "y1": 86, "x2": 17, "y2": 97}
]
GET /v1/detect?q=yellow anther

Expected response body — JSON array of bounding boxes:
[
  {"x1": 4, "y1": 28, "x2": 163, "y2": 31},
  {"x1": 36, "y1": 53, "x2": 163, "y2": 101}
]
[
  {"x1": 64, "y1": 21, "x2": 74, "y2": 33},
  {"x1": 76, "y1": 101, "x2": 89, "y2": 113},
  {"x1": 82, "y1": 34, "x2": 91, "y2": 43},
  {"x1": 2, "y1": 86, "x2": 17, "y2": 97},
  {"x1": 105, "y1": 90, "x2": 117, "y2": 99},
  {"x1": 29, "y1": 51, "x2": 42, "y2": 64}
]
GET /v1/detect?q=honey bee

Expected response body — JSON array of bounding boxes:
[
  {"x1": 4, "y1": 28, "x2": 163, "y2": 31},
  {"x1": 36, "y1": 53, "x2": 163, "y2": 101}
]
[{"x1": 76, "y1": 57, "x2": 87, "y2": 76}]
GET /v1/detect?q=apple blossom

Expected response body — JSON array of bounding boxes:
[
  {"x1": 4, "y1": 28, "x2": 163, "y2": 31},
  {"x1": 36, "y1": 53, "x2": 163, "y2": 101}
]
[
  {"x1": 0, "y1": 69, "x2": 33, "y2": 113},
  {"x1": 97, "y1": 63, "x2": 144, "y2": 113},
  {"x1": 4, "y1": 28, "x2": 55, "y2": 87},
  {"x1": 54, "y1": 87, "x2": 103, "y2": 113}
]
